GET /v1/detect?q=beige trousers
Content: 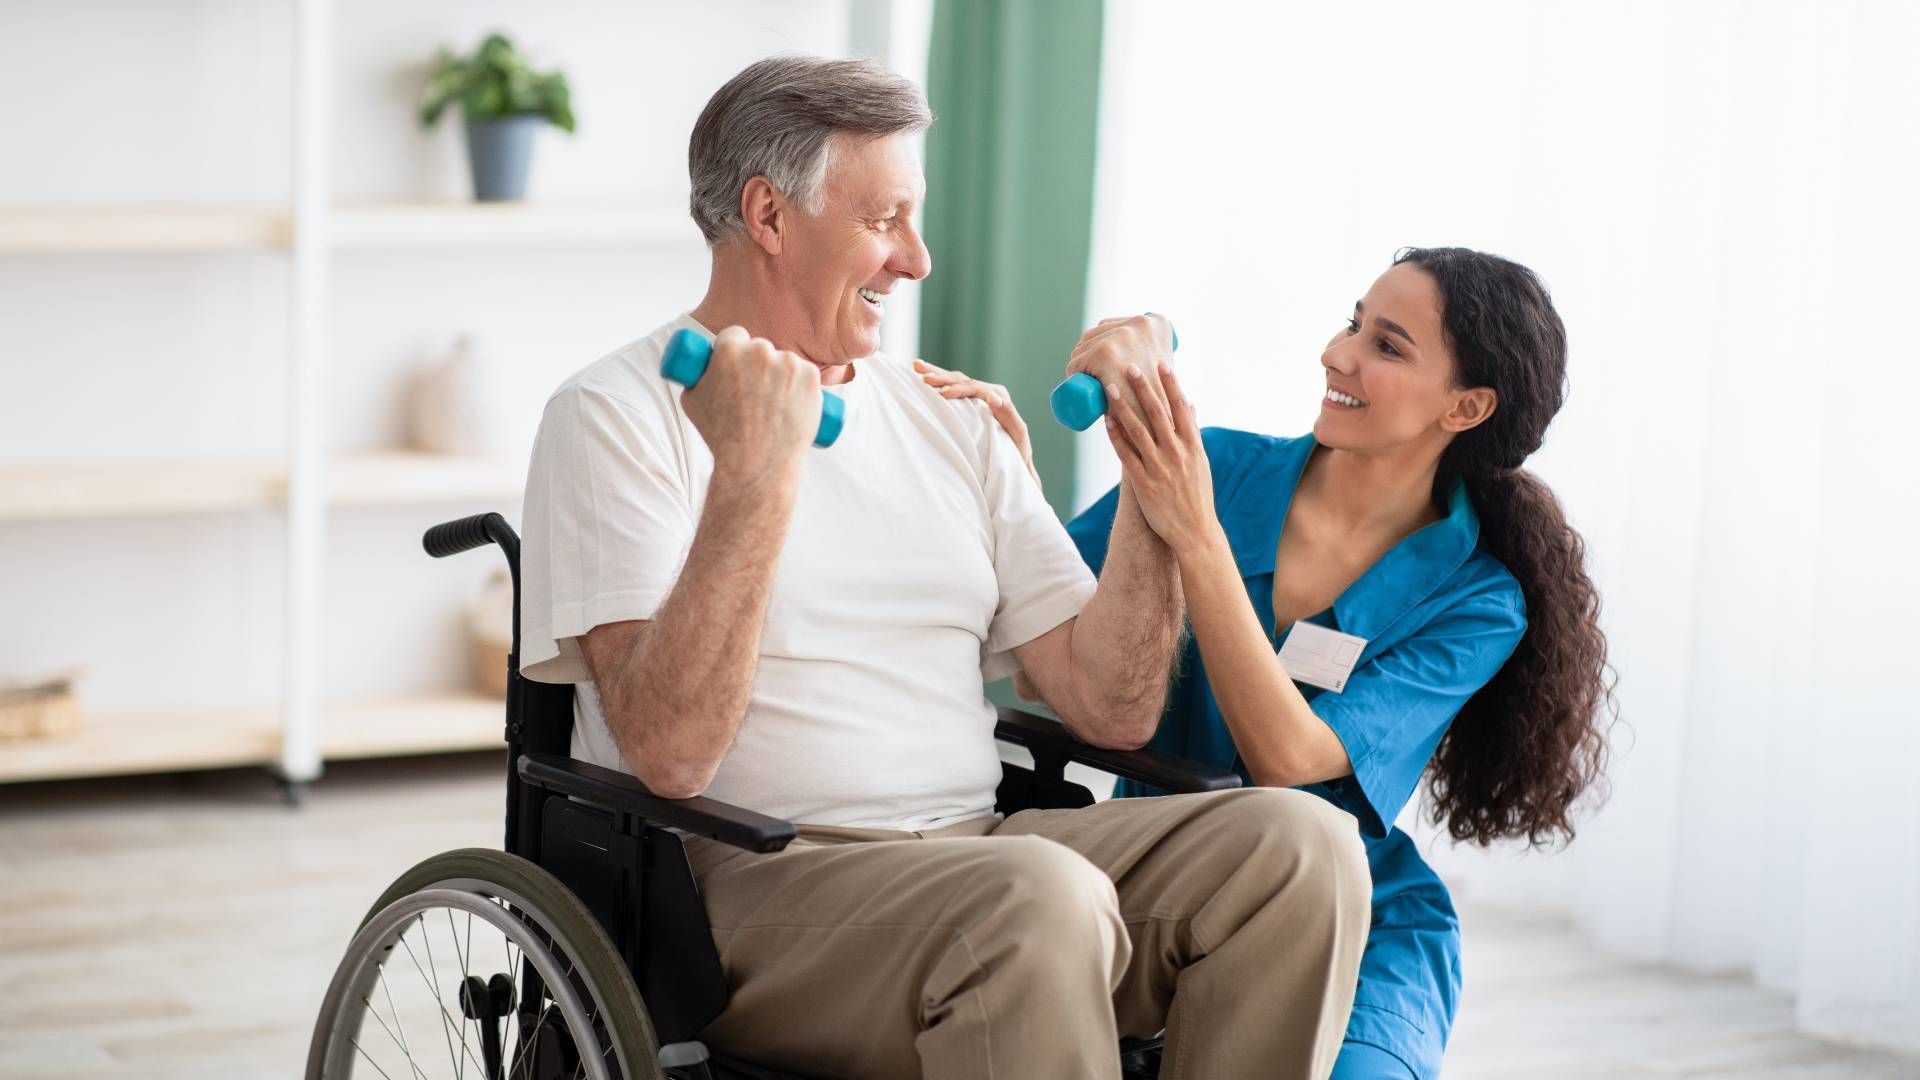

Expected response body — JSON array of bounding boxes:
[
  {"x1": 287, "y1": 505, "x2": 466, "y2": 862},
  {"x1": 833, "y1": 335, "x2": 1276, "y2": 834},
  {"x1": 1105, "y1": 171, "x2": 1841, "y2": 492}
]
[{"x1": 681, "y1": 786, "x2": 1372, "y2": 1080}]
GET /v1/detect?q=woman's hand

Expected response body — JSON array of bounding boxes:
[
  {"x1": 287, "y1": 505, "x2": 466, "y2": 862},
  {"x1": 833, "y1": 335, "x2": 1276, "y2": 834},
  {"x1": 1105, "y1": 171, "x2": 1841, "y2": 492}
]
[
  {"x1": 1104, "y1": 361, "x2": 1221, "y2": 556},
  {"x1": 914, "y1": 358, "x2": 1041, "y2": 488}
]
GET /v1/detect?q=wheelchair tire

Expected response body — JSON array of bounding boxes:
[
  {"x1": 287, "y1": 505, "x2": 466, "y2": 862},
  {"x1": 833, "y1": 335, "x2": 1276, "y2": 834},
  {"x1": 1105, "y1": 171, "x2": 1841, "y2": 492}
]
[{"x1": 307, "y1": 847, "x2": 665, "y2": 1080}]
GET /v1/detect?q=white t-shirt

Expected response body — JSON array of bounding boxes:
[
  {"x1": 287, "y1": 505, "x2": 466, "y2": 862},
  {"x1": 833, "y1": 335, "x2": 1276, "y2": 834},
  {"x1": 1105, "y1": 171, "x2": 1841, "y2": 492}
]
[{"x1": 519, "y1": 313, "x2": 1098, "y2": 830}]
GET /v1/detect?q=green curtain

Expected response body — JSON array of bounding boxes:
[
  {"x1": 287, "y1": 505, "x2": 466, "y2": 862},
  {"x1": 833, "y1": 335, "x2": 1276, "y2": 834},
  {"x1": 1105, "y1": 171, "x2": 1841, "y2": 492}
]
[{"x1": 919, "y1": 0, "x2": 1105, "y2": 519}]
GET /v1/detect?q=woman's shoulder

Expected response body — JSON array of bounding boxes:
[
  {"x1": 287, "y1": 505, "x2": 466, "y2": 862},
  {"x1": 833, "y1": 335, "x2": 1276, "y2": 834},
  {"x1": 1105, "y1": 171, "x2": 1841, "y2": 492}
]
[
  {"x1": 1451, "y1": 546, "x2": 1529, "y2": 632},
  {"x1": 1197, "y1": 427, "x2": 1311, "y2": 507}
]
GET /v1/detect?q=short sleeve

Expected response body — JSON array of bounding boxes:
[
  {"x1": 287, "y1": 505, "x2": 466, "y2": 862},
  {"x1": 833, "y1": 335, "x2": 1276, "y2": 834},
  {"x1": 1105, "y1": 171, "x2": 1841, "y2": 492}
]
[
  {"x1": 978, "y1": 422, "x2": 1098, "y2": 680},
  {"x1": 519, "y1": 383, "x2": 697, "y2": 684},
  {"x1": 1312, "y1": 584, "x2": 1527, "y2": 837},
  {"x1": 1065, "y1": 483, "x2": 1122, "y2": 576}
]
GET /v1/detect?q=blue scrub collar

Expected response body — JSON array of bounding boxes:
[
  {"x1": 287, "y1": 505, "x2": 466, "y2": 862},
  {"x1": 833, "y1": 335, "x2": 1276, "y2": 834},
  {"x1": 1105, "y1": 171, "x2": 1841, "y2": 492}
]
[{"x1": 1218, "y1": 432, "x2": 1483, "y2": 642}]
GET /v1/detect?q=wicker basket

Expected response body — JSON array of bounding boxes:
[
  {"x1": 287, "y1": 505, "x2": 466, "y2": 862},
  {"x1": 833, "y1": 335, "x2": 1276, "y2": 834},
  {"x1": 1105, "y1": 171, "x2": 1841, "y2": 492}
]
[{"x1": 0, "y1": 671, "x2": 82, "y2": 742}]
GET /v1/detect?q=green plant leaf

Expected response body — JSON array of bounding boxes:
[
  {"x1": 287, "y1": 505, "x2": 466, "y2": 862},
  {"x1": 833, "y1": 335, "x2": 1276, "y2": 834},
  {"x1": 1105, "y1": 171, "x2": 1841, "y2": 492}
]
[
  {"x1": 421, "y1": 31, "x2": 573, "y2": 128},
  {"x1": 539, "y1": 74, "x2": 576, "y2": 133},
  {"x1": 418, "y1": 56, "x2": 471, "y2": 127}
]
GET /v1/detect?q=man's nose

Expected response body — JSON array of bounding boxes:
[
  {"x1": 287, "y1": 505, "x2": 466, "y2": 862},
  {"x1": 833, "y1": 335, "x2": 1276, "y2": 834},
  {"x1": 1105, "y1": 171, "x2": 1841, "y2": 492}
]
[{"x1": 891, "y1": 223, "x2": 932, "y2": 282}]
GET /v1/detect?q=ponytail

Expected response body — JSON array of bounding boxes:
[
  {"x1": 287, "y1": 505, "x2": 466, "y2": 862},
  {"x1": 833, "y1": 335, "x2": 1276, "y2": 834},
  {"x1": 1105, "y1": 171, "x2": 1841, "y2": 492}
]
[
  {"x1": 1429, "y1": 466, "x2": 1613, "y2": 846},
  {"x1": 1393, "y1": 247, "x2": 1616, "y2": 847}
]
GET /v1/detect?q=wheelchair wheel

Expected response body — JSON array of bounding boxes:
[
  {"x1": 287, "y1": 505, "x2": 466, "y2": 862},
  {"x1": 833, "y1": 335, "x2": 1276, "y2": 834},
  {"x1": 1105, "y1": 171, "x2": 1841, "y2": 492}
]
[{"x1": 307, "y1": 847, "x2": 665, "y2": 1080}]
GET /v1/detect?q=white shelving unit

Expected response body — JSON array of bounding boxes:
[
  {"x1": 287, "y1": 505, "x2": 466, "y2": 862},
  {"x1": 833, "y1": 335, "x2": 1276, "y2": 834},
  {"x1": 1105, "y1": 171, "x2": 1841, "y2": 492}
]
[{"x1": 0, "y1": 0, "x2": 698, "y2": 790}]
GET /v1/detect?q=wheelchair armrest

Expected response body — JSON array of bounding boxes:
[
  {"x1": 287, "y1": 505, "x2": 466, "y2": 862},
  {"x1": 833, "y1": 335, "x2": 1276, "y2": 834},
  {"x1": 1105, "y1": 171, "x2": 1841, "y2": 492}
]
[
  {"x1": 517, "y1": 753, "x2": 798, "y2": 853},
  {"x1": 993, "y1": 707, "x2": 1243, "y2": 794}
]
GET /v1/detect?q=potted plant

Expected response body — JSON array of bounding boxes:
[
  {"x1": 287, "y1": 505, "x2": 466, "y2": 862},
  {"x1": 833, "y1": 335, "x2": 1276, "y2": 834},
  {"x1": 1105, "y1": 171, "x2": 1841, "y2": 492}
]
[{"x1": 419, "y1": 32, "x2": 576, "y2": 201}]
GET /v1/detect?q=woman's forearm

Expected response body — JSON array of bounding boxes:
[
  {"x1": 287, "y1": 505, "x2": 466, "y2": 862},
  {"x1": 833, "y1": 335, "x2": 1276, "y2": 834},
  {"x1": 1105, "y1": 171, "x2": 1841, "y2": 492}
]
[{"x1": 1174, "y1": 531, "x2": 1350, "y2": 788}]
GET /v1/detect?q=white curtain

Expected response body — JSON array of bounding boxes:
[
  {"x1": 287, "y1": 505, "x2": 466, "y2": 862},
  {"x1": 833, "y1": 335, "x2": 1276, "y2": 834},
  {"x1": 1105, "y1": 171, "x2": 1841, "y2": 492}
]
[{"x1": 1081, "y1": 0, "x2": 1920, "y2": 1054}]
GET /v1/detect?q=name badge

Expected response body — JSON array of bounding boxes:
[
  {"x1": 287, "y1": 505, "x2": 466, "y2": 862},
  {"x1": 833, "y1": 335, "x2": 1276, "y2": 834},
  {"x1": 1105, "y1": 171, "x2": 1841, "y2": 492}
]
[{"x1": 1277, "y1": 621, "x2": 1368, "y2": 693}]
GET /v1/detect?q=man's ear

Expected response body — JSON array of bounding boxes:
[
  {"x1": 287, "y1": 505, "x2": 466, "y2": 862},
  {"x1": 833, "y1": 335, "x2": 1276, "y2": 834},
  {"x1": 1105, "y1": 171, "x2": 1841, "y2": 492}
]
[
  {"x1": 1442, "y1": 386, "x2": 1498, "y2": 433},
  {"x1": 739, "y1": 176, "x2": 785, "y2": 256}
]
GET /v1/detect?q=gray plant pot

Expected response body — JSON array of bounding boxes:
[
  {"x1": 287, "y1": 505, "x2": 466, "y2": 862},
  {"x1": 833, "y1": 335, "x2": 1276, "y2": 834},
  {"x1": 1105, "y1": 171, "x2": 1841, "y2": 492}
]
[{"x1": 463, "y1": 114, "x2": 543, "y2": 201}]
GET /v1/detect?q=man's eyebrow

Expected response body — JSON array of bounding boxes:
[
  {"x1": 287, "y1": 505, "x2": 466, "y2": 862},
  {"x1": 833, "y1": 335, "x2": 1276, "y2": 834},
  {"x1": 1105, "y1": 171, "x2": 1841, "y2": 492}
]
[{"x1": 1354, "y1": 301, "x2": 1418, "y2": 349}]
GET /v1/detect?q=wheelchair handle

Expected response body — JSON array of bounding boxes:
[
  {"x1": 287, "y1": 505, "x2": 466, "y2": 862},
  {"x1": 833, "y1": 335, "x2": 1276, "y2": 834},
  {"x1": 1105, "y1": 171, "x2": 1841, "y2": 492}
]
[
  {"x1": 423, "y1": 512, "x2": 524, "y2": 670},
  {"x1": 423, "y1": 512, "x2": 519, "y2": 561}
]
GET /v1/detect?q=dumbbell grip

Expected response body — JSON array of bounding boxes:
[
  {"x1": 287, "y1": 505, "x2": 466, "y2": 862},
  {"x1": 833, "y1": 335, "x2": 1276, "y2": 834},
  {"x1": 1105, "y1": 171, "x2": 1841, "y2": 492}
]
[
  {"x1": 1048, "y1": 317, "x2": 1179, "y2": 432},
  {"x1": 660, "y1": 328, "x2": 845, "y2": 448}
]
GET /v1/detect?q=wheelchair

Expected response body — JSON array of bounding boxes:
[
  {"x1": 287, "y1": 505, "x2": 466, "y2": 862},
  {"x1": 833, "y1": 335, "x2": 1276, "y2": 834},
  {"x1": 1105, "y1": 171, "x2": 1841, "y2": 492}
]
[{"x1": 306, "y1": 512, "x2": 1243, "y2": 1080}]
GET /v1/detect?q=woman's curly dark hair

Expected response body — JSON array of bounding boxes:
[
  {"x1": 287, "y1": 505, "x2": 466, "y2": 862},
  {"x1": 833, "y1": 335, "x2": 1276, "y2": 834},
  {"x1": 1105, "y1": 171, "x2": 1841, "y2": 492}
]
[{"x1": 1393, "y1": 246, "x2": 1616, "y2": 847}]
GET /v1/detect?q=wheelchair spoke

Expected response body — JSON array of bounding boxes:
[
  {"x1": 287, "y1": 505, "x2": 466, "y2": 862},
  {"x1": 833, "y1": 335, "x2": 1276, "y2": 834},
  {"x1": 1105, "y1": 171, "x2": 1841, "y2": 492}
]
[
  {"x1": 358, "y1": 991, "x2": 431, "y2": 1080},
  {"x1": 418, "y1": 914, "x2": 463, "y2": 1078},
  {"x1": 349, "y1": 1034, "x2": 402, "y2": 1080},
  {"x1": 500, "y1": 922, "x2": 524, "y2": 1071},
  {"x1": 508, "y1": 1001, "x2": 557, "y2": 1080},
  {"x1": 449, "y1": 909, "x2": 476, "y2": 1080},
  {"x1": 374, "y1": 960, "x2": 430, "y2": 1080},
  {"x1": 399, "y1": 927, "x2": 489, "y2": 1078},
  {"x1": 505, "y1": 950, "x2": 586, "y2": 1080}
]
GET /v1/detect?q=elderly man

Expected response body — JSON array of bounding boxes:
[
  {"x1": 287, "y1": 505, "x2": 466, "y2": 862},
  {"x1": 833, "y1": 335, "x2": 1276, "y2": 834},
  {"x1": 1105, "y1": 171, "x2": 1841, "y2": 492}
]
[{"x1": 519, "y1": 56, "x2": 1369, "y2": 1080}]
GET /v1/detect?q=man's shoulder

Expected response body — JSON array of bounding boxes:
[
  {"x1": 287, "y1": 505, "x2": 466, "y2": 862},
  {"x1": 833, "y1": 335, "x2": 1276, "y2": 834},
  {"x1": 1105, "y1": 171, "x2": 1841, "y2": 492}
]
[
  {"x1": 860, "y1": 351, "x2": 1002, "y2": 441},
  {"x1": 875, "y1": 353, "x2": 1013, "y2": 432},
  {"x1": 544, "y1": 316, "x2": 694, "y2": 416}
]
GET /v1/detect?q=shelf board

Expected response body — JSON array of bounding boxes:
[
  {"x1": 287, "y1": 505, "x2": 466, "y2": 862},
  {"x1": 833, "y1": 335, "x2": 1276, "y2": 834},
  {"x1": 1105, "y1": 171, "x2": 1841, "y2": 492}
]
[
  {"x1": 322, "y1": 691, "x2": 505, "y2": 759},
  {"x1": 0, "y1": 691, "x2": 506, "y2": 784},
  {"x1": 0, "y1": 451, "x2": 524, "y2": 522},
  {"x1": 0, "y1": 459, "x2": 283, "y2": 521},
  {"x1": 331, "y1": 199, "x2": 695, "y2": 249},
  {"x1": 0, "y1": 705, "x2": 280, "y2": 783},
  {"x1": 315, "y1": 450, "x2": 525, "y2": 507},
  {"x1": 0, "y1": 200, "x2": 695, "y2": 255},
  {"x1": 0, "y1": 206, "x2": 290, "y2": 254}
]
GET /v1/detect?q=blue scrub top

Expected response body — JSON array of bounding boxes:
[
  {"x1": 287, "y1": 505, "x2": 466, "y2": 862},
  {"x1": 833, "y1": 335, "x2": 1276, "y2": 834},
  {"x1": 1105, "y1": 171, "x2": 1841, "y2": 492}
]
[{"x1": 1066, "y1": 428, "x2": 1527, "y2": 1079}]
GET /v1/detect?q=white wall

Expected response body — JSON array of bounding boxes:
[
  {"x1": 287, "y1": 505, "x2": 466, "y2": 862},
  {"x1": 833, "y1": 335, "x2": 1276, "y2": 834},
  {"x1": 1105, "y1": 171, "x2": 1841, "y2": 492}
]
[{"x1": 0, "y1": 1, "x2": 853, "y2": 711}]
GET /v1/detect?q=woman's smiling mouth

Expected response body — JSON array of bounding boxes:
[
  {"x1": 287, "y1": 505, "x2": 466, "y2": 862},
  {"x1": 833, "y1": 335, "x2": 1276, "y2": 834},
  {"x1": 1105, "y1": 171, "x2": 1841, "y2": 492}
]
[{"x1": 1325, "y1": 386, "x2": 1368, "y2": 409}]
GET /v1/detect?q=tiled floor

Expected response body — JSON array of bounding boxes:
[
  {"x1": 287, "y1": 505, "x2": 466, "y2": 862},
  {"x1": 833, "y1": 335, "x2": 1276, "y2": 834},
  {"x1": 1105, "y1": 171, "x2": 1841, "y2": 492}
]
[{"x1": 0, "y1": 755, "x2": 1913, "y2": 1079}]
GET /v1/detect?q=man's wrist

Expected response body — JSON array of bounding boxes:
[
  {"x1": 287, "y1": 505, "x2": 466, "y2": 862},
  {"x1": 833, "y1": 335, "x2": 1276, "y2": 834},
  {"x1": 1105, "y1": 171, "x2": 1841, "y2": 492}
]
[{"x1": 708, "y1": 455, "x2": 802, "y2": 512}]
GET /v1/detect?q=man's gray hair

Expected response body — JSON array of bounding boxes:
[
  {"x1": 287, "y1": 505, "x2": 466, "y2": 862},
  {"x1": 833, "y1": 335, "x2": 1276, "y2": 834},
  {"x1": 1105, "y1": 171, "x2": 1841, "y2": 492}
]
[{"x1": 689, "y1": 55, "x2": 932, "y2": 245}]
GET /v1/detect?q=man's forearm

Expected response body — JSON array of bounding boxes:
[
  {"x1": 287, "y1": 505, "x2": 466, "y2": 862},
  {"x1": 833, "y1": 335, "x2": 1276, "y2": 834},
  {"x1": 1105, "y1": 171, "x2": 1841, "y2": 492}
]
[
  {"x1": 600, "y1": 467, "x2": 796, "y2": 797},
  {"x1": 1060, "y1": 482, "x2": 1185, "y2": 747}
]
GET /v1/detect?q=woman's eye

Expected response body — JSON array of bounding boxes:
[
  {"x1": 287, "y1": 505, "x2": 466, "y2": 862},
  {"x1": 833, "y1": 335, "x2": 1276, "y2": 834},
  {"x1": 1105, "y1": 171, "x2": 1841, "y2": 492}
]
[
  {"x1": 1377, "y1": 338, "x2": 1399, "y2": 357},
  {"x1": 1345, "y1": 317, "x2": 1360, "y2": 333}
]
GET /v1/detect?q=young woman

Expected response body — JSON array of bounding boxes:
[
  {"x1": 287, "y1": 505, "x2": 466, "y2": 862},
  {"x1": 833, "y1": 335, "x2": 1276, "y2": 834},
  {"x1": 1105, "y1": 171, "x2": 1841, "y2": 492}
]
[{"x1": 918, "y1": 247, "x2": 1614, "y2": 1079}]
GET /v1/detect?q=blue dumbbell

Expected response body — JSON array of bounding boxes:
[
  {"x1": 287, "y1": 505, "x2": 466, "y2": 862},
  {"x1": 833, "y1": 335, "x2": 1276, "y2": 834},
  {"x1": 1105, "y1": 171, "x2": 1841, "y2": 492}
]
[
  {"x1": 660, "y1": 328, "x2": 846, "y2": 448},
  {"x1": 1048, "y1": 317, "x2": 1180, "y2": 431}
]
